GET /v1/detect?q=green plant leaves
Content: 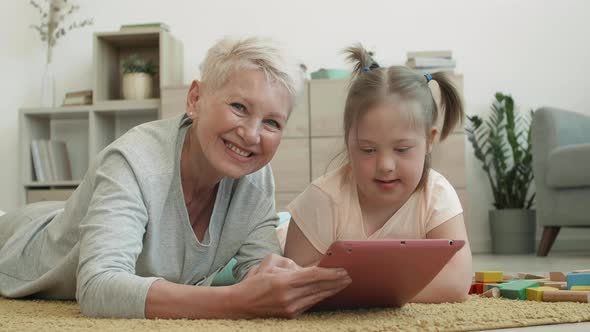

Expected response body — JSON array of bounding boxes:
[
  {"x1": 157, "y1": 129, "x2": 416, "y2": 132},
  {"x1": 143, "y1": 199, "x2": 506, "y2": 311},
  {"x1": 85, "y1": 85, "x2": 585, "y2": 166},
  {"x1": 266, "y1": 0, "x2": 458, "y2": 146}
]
[
  {"x1": 121, "y1": 54, "x2": 158, "y2": 76},
  {"x1": 465, "y1": 92, "x2": 535, "y2": 209}
]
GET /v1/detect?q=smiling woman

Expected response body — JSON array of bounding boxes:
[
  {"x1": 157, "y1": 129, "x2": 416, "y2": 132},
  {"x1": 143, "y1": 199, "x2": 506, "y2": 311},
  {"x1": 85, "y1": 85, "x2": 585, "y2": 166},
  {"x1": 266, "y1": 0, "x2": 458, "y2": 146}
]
[{"x1": 0, "y1": 36, "x2": 351, "y2": 320}]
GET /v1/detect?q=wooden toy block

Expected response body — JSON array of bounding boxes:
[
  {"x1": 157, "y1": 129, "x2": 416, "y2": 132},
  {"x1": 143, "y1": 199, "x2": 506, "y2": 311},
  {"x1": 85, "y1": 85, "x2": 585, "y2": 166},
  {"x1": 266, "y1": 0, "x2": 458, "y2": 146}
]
[
  {"x1": 570, "y1": 285, "x2": 590, "y2": 291},
  {"x1": 543, "y1": 290, "x2": 590, "y2": 303},
  {"x1": 549, "y1": 272, "x2": 566, "y2": 282},
  {"x1": 469, "y1": 282, "x2": 487, "y2": 294},
  {"x1": 526, "y1": 286, "x2": 558, "y2": 301},
  {"x1": 572, "y1": 269, "x2": 590, "y2": 273},
  {"x1": 484, "y1": 283, "x2": 504, "y2": 291},
  {"x1": 481, "y1": 287, "x2": 500, "y2": 298},
  {"x1": 475, "y1": 271, "x2": 503, "y2": 283},
  {"x1": 499, "y1": 280, "x2": 541, "y2": 300},
  {"x1": 566, "y1": 273, "x2": 590, "y2": 289},
  {"x1": 540, "y1": 281, "x2": 568, "y2": 290},
  {"x1": 518, "y1": 272, "x2": 545, "y2": 280}
]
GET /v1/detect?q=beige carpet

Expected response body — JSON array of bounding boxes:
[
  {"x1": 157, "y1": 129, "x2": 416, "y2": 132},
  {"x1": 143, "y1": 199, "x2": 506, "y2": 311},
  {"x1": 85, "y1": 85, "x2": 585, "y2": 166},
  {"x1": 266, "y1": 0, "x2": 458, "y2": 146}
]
[{"x1": 1, "y1": 296, "x2": 589, "y2": 332}]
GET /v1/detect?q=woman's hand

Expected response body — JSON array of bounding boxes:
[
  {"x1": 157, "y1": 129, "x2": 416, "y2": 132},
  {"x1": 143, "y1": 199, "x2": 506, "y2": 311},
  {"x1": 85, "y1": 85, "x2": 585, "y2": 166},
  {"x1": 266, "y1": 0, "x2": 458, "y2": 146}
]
[
  {"x1": 231, "y1": 255, "x2": 351, "y2": 319},
  {"x1": 246, "y1": 254, "x2": 301, "y2": 278}
]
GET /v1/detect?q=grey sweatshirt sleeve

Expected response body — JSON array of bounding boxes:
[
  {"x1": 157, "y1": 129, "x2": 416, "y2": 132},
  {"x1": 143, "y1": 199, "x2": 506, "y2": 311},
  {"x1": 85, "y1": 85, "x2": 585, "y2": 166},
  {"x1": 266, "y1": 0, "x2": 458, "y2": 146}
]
[
  {"x1": 232, "y1": 199, "x2": 282, "y2": 281},
  {"x1": 76, "y1": 151, "x2": 161, "y2": 318}
]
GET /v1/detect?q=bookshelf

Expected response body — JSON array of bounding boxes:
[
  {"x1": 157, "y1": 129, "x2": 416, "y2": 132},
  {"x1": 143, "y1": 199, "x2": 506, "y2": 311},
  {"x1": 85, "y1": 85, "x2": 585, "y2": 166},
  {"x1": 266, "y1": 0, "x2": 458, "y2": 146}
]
[
  {"x1": 20, "y1": 27, "x2": 183, "y2": 205},
  {"x1": 19, "y1": 103, "x2": 160, "y2": 204}
]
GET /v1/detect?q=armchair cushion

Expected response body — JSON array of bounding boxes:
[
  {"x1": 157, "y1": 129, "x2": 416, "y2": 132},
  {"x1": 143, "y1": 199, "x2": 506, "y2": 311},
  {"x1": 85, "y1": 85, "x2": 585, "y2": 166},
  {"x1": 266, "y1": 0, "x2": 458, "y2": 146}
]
[{"x1": 547, "y1": 143, "x2": 590, "y2": 188}]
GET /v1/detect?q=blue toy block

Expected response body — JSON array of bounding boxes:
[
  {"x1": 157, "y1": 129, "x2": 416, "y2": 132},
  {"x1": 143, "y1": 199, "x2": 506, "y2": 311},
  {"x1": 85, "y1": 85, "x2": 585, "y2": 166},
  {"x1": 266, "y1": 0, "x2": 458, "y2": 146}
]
[{"x1": 566, "y1": 273, "x2": 590, "y2": 289}]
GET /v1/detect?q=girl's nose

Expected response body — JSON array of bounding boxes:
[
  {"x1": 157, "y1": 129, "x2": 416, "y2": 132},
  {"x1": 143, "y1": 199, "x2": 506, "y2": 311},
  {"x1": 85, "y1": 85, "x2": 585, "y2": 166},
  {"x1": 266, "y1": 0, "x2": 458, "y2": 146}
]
[{"x1": 377, "y1": 154, "x2": 395, "y2": 174}]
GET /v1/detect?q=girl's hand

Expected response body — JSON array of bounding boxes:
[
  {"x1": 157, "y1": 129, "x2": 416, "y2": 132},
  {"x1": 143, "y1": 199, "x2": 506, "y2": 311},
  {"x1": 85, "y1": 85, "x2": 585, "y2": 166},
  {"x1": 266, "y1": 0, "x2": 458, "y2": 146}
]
[{"x1": 231, "y1": 262, "x2": 351, "y2": 319}]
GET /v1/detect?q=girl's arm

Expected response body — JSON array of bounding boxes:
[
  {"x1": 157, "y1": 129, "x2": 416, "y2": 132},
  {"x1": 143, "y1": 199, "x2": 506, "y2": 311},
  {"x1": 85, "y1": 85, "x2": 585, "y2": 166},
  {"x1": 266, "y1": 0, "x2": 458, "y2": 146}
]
[
  {"x1": 411, "y1": 213, "x2": 472, "y2": 303},
  {"x1": 283, "y1": 218, "x2": 324, "y2": 267}
]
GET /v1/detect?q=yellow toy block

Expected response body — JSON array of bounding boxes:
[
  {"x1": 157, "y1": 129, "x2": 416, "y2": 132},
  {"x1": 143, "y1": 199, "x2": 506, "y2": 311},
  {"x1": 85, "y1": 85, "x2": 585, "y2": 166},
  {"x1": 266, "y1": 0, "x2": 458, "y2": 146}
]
[
  {"x1": 526, "y1": 286, "x2": 558, "y2": 301},
  {"x1": 570, "y1": 285, "x2": 590, "y2": 291},
  {"x1": 475, "y1": 271, "x2": 503, "y2": 283}
]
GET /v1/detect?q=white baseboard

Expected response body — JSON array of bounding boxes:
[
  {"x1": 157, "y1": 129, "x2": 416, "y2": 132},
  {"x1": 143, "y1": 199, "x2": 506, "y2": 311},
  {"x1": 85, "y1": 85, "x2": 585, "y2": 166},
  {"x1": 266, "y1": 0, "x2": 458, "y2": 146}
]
[{"x1": 470, "y1": 238, "x2": 590, "y2": 254}]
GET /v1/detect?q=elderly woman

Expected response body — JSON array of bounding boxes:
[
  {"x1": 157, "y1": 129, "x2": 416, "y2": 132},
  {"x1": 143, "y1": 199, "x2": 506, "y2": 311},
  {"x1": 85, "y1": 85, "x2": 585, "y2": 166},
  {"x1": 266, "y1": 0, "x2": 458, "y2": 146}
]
[{"x1": 0, "y1": 37, "x2": 351, "y2": 319}]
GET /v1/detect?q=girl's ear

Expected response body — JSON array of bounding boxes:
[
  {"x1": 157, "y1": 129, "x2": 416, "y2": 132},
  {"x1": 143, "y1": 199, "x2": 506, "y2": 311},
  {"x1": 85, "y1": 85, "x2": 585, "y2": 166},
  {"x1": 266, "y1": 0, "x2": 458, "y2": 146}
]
[
  {"x1": 427, "y1": 127, "x2": 438, "y2": 153},
  {"x1": 186, "y1": 80, "x2": 202, "y2": 120}
]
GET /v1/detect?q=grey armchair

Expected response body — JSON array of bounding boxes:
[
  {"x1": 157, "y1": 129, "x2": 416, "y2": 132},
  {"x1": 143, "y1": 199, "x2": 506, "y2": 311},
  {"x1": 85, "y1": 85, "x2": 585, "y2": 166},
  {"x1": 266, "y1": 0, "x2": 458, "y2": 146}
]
[{"x1": 532, "y1": 107, "x2": 590, "y2": 256}]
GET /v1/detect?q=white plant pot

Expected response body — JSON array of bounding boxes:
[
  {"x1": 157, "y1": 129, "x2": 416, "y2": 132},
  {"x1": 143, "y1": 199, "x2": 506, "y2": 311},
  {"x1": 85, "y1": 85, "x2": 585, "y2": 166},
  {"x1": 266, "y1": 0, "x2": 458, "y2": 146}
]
[{"x1": 122, "y1": 73, "x2": 153, "y2": 100}]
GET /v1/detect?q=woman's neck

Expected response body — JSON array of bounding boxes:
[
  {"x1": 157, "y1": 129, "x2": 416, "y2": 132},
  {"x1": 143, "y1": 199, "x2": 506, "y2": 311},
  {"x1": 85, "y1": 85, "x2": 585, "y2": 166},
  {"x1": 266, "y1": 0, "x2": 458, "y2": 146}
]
[{"x1": 180, "y1": 128, "x2": 222, "y2": 195}]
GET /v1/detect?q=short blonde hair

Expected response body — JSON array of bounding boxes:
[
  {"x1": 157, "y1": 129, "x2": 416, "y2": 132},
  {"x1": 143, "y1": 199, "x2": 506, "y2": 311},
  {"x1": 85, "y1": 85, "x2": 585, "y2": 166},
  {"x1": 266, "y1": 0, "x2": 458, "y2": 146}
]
[{"x1": 200, "y1": 36, "x2": 304, "y2": 109}]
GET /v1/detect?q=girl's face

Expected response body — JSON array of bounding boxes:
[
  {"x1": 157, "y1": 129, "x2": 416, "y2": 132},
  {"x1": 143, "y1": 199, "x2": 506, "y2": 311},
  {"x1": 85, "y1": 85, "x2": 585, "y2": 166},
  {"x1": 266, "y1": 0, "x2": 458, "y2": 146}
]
[
  {"x1": 347, "y1": 99, "x2": 435, "y2": 211},
  {"x1": 187, "y1": 69, "x2": 290, "y2": 179}
]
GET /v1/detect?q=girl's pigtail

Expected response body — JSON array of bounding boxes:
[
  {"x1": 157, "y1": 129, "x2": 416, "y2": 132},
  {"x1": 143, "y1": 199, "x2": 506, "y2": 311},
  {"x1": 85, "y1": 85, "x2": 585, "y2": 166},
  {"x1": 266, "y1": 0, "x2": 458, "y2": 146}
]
[
  {"x1": 343, "y1": 43, "x2": 379, "y2": 78},
  {"x1": 431, "y1": 72, "x2": 464, "y2": 140}
]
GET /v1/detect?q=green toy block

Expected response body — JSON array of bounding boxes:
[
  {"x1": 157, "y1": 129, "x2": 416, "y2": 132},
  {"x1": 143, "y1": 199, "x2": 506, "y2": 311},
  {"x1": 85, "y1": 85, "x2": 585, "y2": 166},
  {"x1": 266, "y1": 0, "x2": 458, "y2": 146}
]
[{"x1": 500, "y1": 280, "x2": 541, "y2": 300}]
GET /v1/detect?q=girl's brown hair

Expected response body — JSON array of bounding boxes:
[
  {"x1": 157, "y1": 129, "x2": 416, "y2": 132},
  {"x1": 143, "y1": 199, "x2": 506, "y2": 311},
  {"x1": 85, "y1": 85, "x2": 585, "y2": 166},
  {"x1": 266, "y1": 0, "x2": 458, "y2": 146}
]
[{"x1": 342, "y1": 43, "x2": 464, "y2": 189}]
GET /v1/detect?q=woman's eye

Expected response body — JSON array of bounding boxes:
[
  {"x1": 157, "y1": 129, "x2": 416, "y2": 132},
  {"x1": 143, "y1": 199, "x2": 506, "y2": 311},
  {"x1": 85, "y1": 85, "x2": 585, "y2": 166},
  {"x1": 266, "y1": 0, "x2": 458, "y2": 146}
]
[
  {"x1": 264, "y1": 119, "x2": 281, "y2": 130},
  {"x1": 231, "y1": 103, "x2": 246, "y2": 113}
]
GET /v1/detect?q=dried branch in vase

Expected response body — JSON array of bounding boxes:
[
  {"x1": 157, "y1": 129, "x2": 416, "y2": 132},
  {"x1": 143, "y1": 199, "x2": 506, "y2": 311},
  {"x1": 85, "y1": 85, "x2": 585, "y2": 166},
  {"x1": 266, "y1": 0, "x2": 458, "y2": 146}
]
[{"x1": 29, "y1": 0, "x2": 93, "y2": 63}]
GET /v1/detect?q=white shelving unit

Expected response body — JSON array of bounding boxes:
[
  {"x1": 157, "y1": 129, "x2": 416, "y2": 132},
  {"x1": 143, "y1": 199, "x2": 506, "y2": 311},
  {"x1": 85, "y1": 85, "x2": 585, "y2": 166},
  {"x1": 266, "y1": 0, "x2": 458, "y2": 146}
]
[
  {"x1": 19, "y1": 27, "x2": 183, "y2": 205},
  {"x1": 19, "y1": 101, "x2": 160, "y2": 204}
]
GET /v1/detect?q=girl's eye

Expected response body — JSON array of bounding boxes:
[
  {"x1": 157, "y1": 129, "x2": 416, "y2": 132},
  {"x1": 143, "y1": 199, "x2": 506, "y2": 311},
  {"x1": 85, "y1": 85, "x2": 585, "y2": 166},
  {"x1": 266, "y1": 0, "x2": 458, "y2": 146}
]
[
  {"x1": 231, "y1": 103, "x2": 246, "y2": 113},
  {"x1": 396, "y1": 147, "x2": 411, "y2": 153},
  {"x1": 264, "y1": 119, "x2": 282, "y2": 130},
  {"x1": 361, "y1": 148, "x2": 376, "y2": 154}
]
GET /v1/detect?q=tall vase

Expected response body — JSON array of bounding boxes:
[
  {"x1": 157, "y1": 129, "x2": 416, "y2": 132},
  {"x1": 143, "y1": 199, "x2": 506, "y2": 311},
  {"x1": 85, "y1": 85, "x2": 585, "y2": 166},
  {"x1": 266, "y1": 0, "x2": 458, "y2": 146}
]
[{"x1": 41, "y1": 61, "x2": 55, "y2": 108}]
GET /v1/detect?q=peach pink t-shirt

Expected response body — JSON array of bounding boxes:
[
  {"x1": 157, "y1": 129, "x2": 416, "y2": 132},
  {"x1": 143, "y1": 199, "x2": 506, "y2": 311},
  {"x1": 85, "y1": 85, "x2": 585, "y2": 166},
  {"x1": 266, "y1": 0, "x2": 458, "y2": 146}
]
[{"x1": 286, "y1": 164, "x2": 463, "y2": 254}]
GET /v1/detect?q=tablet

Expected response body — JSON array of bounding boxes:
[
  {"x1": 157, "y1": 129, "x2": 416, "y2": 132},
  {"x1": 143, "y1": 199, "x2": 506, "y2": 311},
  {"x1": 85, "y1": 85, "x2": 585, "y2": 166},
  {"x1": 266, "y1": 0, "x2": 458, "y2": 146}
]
[{"x1": 313, "y1": 239, "x2": 465, "y2": 310}]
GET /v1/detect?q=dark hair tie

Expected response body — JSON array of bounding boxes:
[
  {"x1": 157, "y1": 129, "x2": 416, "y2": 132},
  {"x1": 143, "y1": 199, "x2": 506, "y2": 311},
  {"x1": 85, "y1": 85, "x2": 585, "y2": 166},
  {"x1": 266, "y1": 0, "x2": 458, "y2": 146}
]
[{"x1": 424, "y1": 73, "x2": 432, "y2": 83}]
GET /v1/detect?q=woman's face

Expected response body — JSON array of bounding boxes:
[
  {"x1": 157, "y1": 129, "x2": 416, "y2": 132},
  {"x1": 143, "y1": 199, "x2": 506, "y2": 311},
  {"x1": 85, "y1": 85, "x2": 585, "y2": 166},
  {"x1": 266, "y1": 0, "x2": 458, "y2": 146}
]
[{"x1": 187, "y1": 69, "x2": 290, "y2": 179}]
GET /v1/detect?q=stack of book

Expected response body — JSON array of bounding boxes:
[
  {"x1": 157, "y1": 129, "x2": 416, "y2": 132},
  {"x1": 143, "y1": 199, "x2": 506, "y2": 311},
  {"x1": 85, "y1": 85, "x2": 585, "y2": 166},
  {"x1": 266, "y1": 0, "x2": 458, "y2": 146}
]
[
  {"x1": 405, "y1": 50, "x2": 456, "y2": 74},
  {"x1": 63, "y1": 90, "x2": 92, "y2": 106},
  {"x1": 120, "y1": 22, "x2": 169, "y2": 32},
  {"x1": 30, "y1": 140, "x2": 72, "y2": 182}
]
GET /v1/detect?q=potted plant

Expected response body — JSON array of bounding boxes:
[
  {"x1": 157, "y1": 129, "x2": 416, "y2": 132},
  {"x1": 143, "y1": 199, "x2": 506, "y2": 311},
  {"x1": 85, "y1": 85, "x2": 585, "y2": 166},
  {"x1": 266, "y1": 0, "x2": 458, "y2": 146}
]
[
  {"x1": 121, "y1": 53, "x2": 157, "y2": 100},
  {"x1": 466, "y1": 92, "x2": 535, "y2": 254}
]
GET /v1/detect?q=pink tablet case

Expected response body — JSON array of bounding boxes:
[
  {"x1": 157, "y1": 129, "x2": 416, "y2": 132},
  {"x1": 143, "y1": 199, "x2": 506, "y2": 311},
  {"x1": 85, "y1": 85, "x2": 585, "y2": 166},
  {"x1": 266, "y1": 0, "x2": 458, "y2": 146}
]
[{"x1": 313, "y1": 239, "x2": 465, "y2": 310}]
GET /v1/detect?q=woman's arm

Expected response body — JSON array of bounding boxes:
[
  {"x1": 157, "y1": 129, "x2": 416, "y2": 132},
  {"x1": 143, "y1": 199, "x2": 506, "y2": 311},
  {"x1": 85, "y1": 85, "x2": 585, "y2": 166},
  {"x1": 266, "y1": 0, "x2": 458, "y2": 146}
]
[
  {"x1": 145, "y1": 255, "x2": 351, "y2": 319},
  {"x1": 411, "y1": 214, "x2": 472, "y2": 303},
  {"x1": 283, "y1": 218, "x2": 324, "y2": 267}
]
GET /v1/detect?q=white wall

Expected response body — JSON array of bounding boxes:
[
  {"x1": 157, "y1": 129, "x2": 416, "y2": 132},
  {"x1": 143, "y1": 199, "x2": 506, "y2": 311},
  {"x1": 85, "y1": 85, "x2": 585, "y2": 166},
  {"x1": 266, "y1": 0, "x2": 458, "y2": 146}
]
[{"x1": 1, "y1": 0, "x2": 589, "y2": 252}]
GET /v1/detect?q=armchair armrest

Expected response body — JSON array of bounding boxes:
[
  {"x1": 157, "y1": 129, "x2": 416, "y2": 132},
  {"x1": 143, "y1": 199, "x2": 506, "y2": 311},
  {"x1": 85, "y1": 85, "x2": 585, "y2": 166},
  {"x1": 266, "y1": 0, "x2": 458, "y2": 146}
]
[
  {"x1": 532, "y1": 107, "x2": 590, "y2": 185},
  {"x1": 547, "y1": 143, "x2": 590, "y2": 188}
]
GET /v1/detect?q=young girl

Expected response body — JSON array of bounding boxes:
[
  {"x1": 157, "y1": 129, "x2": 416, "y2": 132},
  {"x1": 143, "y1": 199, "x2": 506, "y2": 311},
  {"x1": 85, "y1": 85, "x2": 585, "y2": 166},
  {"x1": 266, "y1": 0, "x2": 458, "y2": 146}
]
[{"x1": 283, "y1": 44, "x2": 472, "y2": 303}]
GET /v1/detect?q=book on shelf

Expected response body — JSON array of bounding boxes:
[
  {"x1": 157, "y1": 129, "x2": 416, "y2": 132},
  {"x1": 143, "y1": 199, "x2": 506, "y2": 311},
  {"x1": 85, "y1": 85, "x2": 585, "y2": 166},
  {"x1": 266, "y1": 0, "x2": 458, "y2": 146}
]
[
  {"x1": 120, "y1": 22, "x2": 169, "y2": 32},
  {"x1": 31, "y1": 140, "x2": 52, "y2": 182},
  {"x1": 63, "y1": 90, "x2": 92, "y2": 106},
  {"x1": 406, "y1": 50, "x2": 453, "y2": 59},
  {"x1": 48, "y1": 141, "x2": 72, "y2": 181},
  {"x1": 405, "y1": 57, "x2": 456, "y2": 68},
  {"x1": 30, "y1": 140, "x2": 72, "y2": 182}
]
